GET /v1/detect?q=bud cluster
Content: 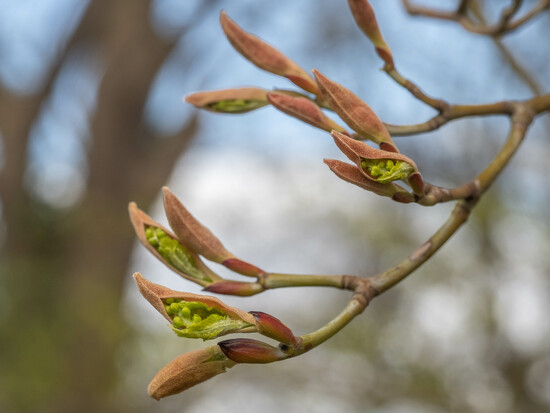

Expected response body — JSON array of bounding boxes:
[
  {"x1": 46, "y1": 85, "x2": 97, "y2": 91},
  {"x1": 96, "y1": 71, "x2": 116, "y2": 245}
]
[{"x1": 129, "y1": 0, "x2": 442, "y2": 402}]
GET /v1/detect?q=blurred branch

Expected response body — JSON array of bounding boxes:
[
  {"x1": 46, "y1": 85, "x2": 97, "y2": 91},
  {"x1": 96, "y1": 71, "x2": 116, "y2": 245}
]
[
  {"x1": 0, "y1": 1, "x2": 96, "y2": 249},
  {"x1": 402, "y1": 0, "x2": 550, "y2": 36},
  {"x1": 383, "y1": 65, "x2": 449, "y2": 111},
  {"x1": 0, "y1": 0, "x2": 221, "y2": 411},
  {"x1": 385, "y1": 99, "x2": 515, "y2": 136},
  {"x1": 469, "y1": 0, "x2": 545, "y2": 97}
]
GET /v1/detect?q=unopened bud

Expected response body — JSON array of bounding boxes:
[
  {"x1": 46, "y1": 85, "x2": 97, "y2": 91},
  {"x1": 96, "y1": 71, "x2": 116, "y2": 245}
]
[
  {"x1": 250, "y1": 311, "x2": 298, "y2": 347},
  {"x1": 218, "y1": 338, "x2": 287, "y2": 364},
  {"x1": 163, "y1": 187, "x2": 234, "y2": 264},
  {"x1": 267, "y1": 92, "x2": 346, "y2": 132},
  {"x1": 204, "y1": 280, "x2": 264, "y2": 297},
  {"x1": 222, "y1": 257, "x2": 265, "y2": 277},
  {"x1": 348, "y1": 0, "x2": 394, "y2": 67},
  {"x1": 148, "y1": 346, "x2": 234, "y2": 400},
  {"x1": 313, "y1": 70, "x2": 397, "y2": 151},
  {"x1": 220, "y1": 11, "x2": 319, "y2": 95}
]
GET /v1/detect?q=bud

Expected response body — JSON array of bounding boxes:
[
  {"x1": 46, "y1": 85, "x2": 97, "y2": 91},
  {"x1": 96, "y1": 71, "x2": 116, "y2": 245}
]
[
  {"x1": 347, "y1": 0, "x2": 394, "y2": 67},
  {"x1": 323, "y1": 158, "x2": 401, "y2": 198},
  {"x1": 129, "y1": 203, "x2": 219, "y2": 286},
  {"x1": 312, "y1": 70, "x2": 397, "y2": 152},
  {"x1": 222, "y1": 257, "x2": 265, "y2": 277},
  {"x1": 148, "y1": 345, "x2": 234, "y2": 400},
  {"x1": 249, "y1": 311, "x2": 298, "y2": 347},
  {"x1": 220, "y1": 11, "x2": 319, "y2": 95},
  {"x1": 185, "y1": 87, "x2": 269, "y2": 113},
  {"x1": 133, "y1": 273, "x2": 256, "y2": 340},
  {"x1": 267, "y1": 92, "x2": 346, "y2": 132},
  {"x1": 163, "y1": 187, "x2": 234, "y2": 264},
  {"x1": 331, "y1": 131, "x2": 424, "y2": 195},
  {"x1": 204, "y1": 280, "x2": 264, "y2": 297},
  {"x1": 218, "y1": 338, "x2": 287, "y2": 364}
]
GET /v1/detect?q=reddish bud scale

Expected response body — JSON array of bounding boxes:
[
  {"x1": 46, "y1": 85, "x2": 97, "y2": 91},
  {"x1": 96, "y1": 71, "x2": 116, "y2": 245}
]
[
  {"x1": 250, "y1": 311, "x2": 298, "y2": 347},
  {"x1": 348, "y1": 0, "x2": 394, "y2": 67},
  {"x1": 331, "y1": 131, "x2": 425, "y2": 195},
  {"x1": 147, "y1": 346, "x2": 232, "y2": 400},
  {"x1": 220, "y1": 11, "x2": 318, "y2": 95},
  {"x1": 204, "y1": 281, "x2": 264, "y2": 297},
  {"x1": 392, "y1": 191, "x2": 415, "y2": 203},
  {"x1": 313, "y1": 70, "x2": 396, "y2": 149},
  {"x1": 285, "y1": 75, "x2": 320, "y2": 96},
  {"x1": 218, "y1": 338, "x2": 285, "y2": 364},
  {"x1": 267, "y1": 92, "x2": 346, "y2": 132},
  {"x1": 163, "y1": 187, "x2": 234, "y2": 264},
  {"x1": 222, "y1": 257, "x2": 265, "y2": 277},
  {"x1": 407, "y1": 172, "x2": 425, "y2": 196}
]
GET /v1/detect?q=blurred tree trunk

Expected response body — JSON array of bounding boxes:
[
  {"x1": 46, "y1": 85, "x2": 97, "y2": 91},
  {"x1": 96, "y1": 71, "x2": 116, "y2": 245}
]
[{"x1": 0, "y1": 1, "x2": 214, "y2": 411}]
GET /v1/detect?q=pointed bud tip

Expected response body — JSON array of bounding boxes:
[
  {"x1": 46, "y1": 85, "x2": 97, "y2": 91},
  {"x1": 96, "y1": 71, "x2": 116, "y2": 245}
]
[
  {"x1": 163, "y1": 189, "x2": 234, "y2": 264},
  {"x1": 249, "y1": 311, "x2": 298, "y2": 346},
  {"x1": 222, "y1": 258, "x2": 264, "y2": 277},
  {"x1": 204, "y1": 281, "x2": 263, "y2": 297}
]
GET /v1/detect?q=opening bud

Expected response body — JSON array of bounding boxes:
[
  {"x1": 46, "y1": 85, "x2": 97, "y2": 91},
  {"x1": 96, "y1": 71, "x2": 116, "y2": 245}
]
[
  {"x1": 218, "y1": 338, "x2": 287, "y2": 364},
  {"x1": 134, "y1": 273, "x2": 256, "y2": 340},
  {"x1": 323, "y1": 158, "x2": 402, "y2": 198},
  {"x1": 129, "y1": 203, "x2": 219, "y2": 286},
  {"x1": 360, "y1": 159, "x2": 414, "y2": 184},
  {"x1": 331, "y1": 131, "x2": 424, "y2": 195},
  {"x1": 185, "y1": 87, "x2": 269, "y2": 113}
]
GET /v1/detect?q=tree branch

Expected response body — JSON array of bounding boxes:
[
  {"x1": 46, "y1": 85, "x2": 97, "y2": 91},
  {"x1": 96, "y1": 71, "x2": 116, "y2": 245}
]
[{"x1": 402, "y1": 0, "x2": 550, "y2": 36}]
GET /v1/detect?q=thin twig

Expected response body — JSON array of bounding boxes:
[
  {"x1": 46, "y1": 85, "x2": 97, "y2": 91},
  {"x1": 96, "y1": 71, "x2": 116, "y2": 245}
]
[
  {"x1": 383, "y1": 65, "x2": 449, "y2": 111},
  {"x1": 402, "y1": 0, "x2": 550, "y2": 36},
  {"x1": 371, "y1": 103, "x2": 534, "y2": 292}
]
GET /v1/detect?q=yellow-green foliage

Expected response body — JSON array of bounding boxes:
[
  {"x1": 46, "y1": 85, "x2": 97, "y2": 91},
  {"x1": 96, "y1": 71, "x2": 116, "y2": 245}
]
[
  {"x1": 145, "y1": 226, "x2": 212, "y2": 282},
  {"x1": 207, "y1": 99, "x2": 268, "y2": 113},
  {"x1": 164, "y1": 299, "x2": 252, "y2": 340},
  {"x1": 361, "y1": 159, "x2": 414, "y2": 183}
]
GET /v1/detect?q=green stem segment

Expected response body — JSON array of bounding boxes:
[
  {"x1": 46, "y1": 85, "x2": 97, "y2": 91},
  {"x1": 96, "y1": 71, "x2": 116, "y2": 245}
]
[
  {"x1": 385, "y1": 100, "x2": 514, "y2": 136},
  {"x1": 262, "y1": 273, "x2": 346, "y2": 289},
  {"x1": 385, "y1": 93, "x2": 549, "y2": 137},
  {"x1": 372, "y1": 199, "x2": 473, "y2": 293},
  {"x1": 372, "y1": 104, "x2": 534, "y2": 292},
  {"x1": 297, "y1": 297, "x2": 367, "y2": 352}
]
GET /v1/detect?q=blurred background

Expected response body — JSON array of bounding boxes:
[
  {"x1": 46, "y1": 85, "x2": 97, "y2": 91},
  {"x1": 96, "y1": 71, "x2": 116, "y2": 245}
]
[{"x1": 1, "y1": 0, "x2": 550, "y2": 412}]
